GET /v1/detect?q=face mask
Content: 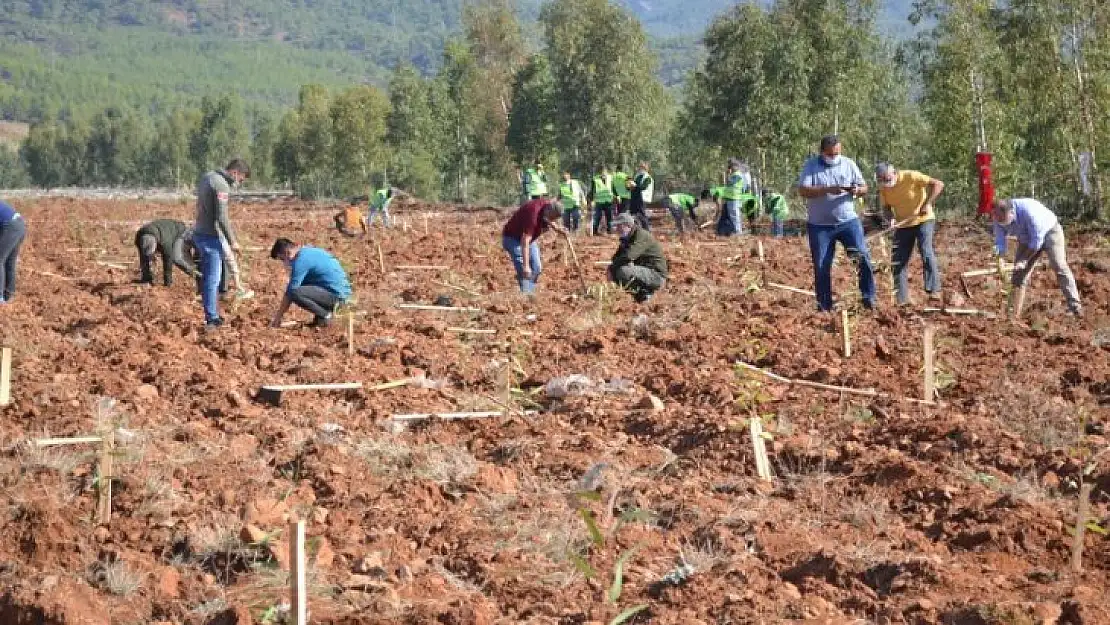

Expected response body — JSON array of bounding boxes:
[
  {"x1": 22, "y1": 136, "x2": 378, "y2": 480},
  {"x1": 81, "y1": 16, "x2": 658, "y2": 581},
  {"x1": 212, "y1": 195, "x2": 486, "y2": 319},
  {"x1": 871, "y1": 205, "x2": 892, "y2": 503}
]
[{"x1": 821, "y1": 155, "x2": 841, "y2": 167}]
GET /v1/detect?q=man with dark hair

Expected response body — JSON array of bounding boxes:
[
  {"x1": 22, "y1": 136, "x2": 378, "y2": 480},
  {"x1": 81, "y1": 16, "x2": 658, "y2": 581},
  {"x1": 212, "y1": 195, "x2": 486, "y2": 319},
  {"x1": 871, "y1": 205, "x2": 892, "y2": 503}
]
[
  {"x1": 797, "y1": 135, "x2": 874, "y2": 312},
  {"x1": 334, "y1": 200, "x2": 368, "y2": 237},
  {"x1": 134, "y1": 218, "x2": 199, "y2": 286},
  {"x1": 626, "y1": 161, "x2": 654, "y2": 231},
  {"x1": 193, "y1": 158, "x2": 250, "y2": 328},
  {"x1": 268, "y1": 238, "x2": 352, "y2": 328},
  {"x1": 501, "y1": 197, "x2": 566, "y2": 294}
]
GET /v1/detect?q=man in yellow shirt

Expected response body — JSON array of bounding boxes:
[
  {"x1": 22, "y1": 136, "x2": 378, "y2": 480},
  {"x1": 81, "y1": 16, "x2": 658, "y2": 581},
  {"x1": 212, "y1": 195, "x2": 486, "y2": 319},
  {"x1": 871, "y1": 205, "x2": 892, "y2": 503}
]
[{"x1": 876, "y1": 163, "x2": 945, "y2": 305}]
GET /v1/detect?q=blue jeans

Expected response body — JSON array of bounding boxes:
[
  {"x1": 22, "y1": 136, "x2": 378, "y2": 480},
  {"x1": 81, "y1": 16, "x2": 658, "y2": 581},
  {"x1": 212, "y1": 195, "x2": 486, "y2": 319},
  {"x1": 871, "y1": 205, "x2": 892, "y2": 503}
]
[
  {"x1": 771, "y1": 217, "x2": 784, "y2": 238},
  {"x1": 716, "y1": 200, "x2": 743, "y2": 236},
  {"x1": 502, "y1": 235, "x2": 542, "y2": 294},
  {"x1": 369, "y1": 204, "x2": 391, "y2": 227},
  {"x1": 891, "y1": 220, "x2": 941, "y2": 305},
  {"x1": 192, "y1": 233, "x2": 225, "y2": 323},
  {"x1": 563, "y1": 207, "x2": 581, "y2": 232},
  {"x1": 806, "y1": 219, "x2": 875, "y2": 312}
]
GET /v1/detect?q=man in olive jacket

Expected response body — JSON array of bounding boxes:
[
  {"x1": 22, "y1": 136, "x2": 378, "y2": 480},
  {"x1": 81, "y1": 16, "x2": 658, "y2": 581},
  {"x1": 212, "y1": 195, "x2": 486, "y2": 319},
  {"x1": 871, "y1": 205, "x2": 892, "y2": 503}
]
[
  {"x1": 608, "y1": 213, "x2": 667, "y2": 302},
  {"x1": 135, "y1": 218, "x2": 199, "y2": 286}
]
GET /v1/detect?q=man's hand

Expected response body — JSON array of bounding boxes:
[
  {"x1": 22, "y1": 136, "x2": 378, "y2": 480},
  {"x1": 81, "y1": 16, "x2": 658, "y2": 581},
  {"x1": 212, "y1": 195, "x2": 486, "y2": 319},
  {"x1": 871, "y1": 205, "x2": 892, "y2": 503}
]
[
  {"x1": 1012, "y1": 259, "x2": 1028, "y2": 272},
  {"x1": 919, "y1": 202, "x2": 932, "y2": 217}
]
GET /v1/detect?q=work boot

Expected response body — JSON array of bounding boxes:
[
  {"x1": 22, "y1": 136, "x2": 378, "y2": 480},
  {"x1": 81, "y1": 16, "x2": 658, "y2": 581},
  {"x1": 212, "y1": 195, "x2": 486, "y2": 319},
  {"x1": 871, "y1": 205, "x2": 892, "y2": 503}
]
[
  {"x1": 309, "y1": 314, "x2": 332, "y2": 328},
  {"x1": 204, "y1": 318, "x2": 224, "y2": 331}
]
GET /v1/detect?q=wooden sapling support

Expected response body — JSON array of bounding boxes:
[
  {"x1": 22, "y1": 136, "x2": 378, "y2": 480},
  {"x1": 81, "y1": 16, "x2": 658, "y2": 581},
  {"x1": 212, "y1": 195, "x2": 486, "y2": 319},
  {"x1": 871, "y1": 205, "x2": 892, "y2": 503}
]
[
  {"x1": 749, "y1": 418, "x2": 773, "y2": 481},
  {"x1": 369, "y1": 379, "x2": 410, "y2": 391},
  {"x1": 757, "y1": 240, "x2": 764, "y2": 263},
  {"x1": 95, "y1": 261, "x2": 129, "y2": 270},
  {"x1": 841, "y1": 310, "x2": 851, "y2": 358},
  {"x1": 391, "y1": 411, "x2": 508, "y2": 422},
  {"x1": 289, "y1": 520, "x2": 308, "y2": 625},
  {"x1": 33, "y1": 435, "x2": 104, "y2": 447},
  {"x1": 593, "y1": 261, "x2": 612, "y2": 266},
  {"x1": 432, "y1": 281, "x2": 481, "y2": 297},
  {"x1": 923, "y1": 307, "x2": 993, "y2": 317},
  {"x1": 258, "y1": 382, "x2": 363, "y2": 406},
  {"x1": 766, "y1": 282, "x2": 816, "y2": 297},
  {"x1": 1071, "y1": 482, "x2": 1094, "y2": 573},
  {"x1": 963, "y1": 264, "x2": 1014, "y2": 278},
  {"x1": 97, "y1": 428, "x2": 114, "y2": 524},
  {"x1": 923, "y1": 325, "x2": 936, "y2": 401},
  {"x1": 423, "y1": 213, "x2": 429, "y2": 236},
  {"x1": 397, "y1": 304, "x2": 483, "y2": 313},
  {"x1": 447, "y1": 327, "x2": 496, "y2": 335},
  {"x1": 347, "y1": 312, "x2": 355, "y2": 356},
  {"x1": 376, "y1": 243, "x2": 385, "y2": 274},
  {"x1": 959, "y1": 274, "x2": 974, "y2": 299},
  {"x1": 396, "y1": 265, "x2": 449, "y2": 270},
  {"x1": 735, "y1": 361, "x2": 939, "y2": 407},
  {"x1": 564, "y1": 234, "x2": 589, "y2": 296},
  {"x1": 0, "y1": 347, "x2": 11, "y2": 407}
]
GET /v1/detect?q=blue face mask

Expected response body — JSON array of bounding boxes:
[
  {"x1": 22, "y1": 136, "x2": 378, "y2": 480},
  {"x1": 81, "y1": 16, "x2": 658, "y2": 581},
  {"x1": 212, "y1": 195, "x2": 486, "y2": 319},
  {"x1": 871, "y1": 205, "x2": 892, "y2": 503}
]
[{"x1": 821, "y1": 155, "x2": 841, "y2": 167}]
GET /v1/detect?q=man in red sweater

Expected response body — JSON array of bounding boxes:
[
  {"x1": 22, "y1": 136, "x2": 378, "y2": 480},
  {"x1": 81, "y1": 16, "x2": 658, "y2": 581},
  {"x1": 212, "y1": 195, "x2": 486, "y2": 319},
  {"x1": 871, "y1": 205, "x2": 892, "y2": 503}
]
[{"x1": 502, "y1": 198, "x2": 565, "y2": 294}]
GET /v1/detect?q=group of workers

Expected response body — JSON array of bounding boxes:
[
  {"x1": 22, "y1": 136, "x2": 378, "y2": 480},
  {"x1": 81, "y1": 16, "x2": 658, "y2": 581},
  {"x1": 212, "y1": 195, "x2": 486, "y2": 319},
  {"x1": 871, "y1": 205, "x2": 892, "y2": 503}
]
[
  {"x1": 0, "y1": 136, "x2": 1085, "y2": 325},
  {"x1": 501, "y1": 134, "x2": 1084, "y2": 317}
]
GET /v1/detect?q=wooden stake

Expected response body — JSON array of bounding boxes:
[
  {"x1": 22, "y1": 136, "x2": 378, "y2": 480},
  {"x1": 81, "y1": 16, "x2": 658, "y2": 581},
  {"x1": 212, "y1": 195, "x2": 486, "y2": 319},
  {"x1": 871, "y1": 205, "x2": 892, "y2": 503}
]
[
  {"x1": 376, "y1": 243, "x2": 385, "y2": 274},
  {"x1": 432, "y1": 281, "x2": 481, "y2": 297},
  {"x1": 397, "y1": 304, "x2": 483, "y2": 312},
  {"x1": 423, "y1": 213, "x2": 429, "y2": 235},
  {"x1": 447, "y1": 327, "x2": 496, "y2": 334},
  {"x1": 841, "y1": 310, "x2": 851, "y2": 358},
  {"x1": 0, "y1": 347, "x2": 11, "y2": 407},
  {"x1": 923, "y1": 325, "x2": 936, "y2": 401},
  {"x1": 33, "y1": 435, "x2": 104, "y2": 447},
  {"x1": 922, "y1": 307, "x2": 992, "y2": 316},
  {"x1": 757, "y1": 240, "x2": 764, "y2": 263},
  {"x1": 959, "y1": 274, "x2": 974, "y2": 299},
  {"x1": 97, "y1": 428, "x2": 114, "y2": 524},
  {"x1": 750, "y1": 418, "x2": 772, "y2": 481},
  {"x1": 369, "y1": 379, "x2": 410, "y2": 391},
  {"x1": 347, "y1": 311, "x2": 355, "y2": 357},
  {"x1": 1071, "y1": 482, "x2": 1093, "y2": 572},
  {"x1": 396, "y1": 265, "x2": 449, "y2": 270},
  {"x1": 735, "y1": 361, "x2": 939, "y2": 406},
  {"x1": 564, "y1": 235, "x2": 590, "y2": 296},
  {"x1": 391, "y1": 411, "x2": 508, "y2": 422},
  {"x1": 766, "y1": 282, "x2": 816, "y2": 297},
  {"x1": 289, "y1": 520, "x2": 308, "y2": 625}
]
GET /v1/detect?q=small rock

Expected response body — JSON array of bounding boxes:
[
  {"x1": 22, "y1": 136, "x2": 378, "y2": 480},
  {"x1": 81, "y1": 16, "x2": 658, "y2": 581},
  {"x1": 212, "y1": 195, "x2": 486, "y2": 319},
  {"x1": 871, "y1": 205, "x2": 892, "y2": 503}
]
[
  {"x1": 329, "y1": 464, "x2": 347, "y2": 476},
  {"x1": 1042, "y1": 471, "x2": 1060, "y2": 490},
  {"x1": 202, "y1": 573, "x2": 217, "y2": 586},
  {"x1": 242, "y1": 497, "x2": 289, "y2": 525},
  {"x1": 240, "y1": 524, "x2": 267, "y2": 545},
  {"x1": 781, "y1": 582, "x2": 802, "y2": 601},
  {"x1": 354, "y1": 552, "x2": 387, "y2": 577},
  {"x1": 156, "y1": 566, "x2": 181, "y2": 599},
  {"x1": 875, "y1": 336, "x2": 892, "y2": 359},
  {"x1": 268, "y1": 539, "x2": 291, "y2": 571},
  {"x1": 227, "y1": 390, "x2": 245, "y2": 408},
  {"x1": 93, "y1": 526, "x2": 110, "y2": 543},
  {"x1": 635, "y1": 394, "x2": 665, "y2": 411},
  {"x1": 314, "y1": 538, "x2": 335, "y2": 569},
  {"x1": 41, "y1": 575, "x2": 58, "y2": 592},
  {"x1": 135, "y1": 384, "x2": 159, "y2": 400},
  {"x1": 913, "y1": 598, "x2": 935, "y2": 611},
  {"x1": 312, "y1": 507, "x2": 329, "y2": 524},
  {"x1": 219, "y1": 489, "x2": 237, "y2": 507},
  {"x1": 1032, "y1": 602, "x2": 1062, "y2": 624}
]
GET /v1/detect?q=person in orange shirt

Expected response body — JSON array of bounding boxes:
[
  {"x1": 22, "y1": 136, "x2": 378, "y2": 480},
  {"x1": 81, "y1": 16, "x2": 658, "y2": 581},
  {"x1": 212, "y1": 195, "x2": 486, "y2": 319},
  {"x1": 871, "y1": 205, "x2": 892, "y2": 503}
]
[
  {"x1": 876, "y1": 163, "x2": 945, "y2": 305},
  {"x1": 334, "y1": 200, "x2": 368, "y2": 237}
]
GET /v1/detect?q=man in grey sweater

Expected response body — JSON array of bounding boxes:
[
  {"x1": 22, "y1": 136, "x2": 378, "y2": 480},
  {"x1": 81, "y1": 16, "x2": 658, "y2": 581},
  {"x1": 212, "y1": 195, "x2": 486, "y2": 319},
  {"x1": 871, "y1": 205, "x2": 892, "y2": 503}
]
[{"x1": 193, "y1": 158, "x2": 249, "y2": 328}]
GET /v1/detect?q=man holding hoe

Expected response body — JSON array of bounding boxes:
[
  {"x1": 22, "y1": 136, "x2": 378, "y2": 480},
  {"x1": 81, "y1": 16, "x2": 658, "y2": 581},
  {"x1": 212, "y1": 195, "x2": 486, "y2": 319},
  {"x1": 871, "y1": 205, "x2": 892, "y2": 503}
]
[{"x1": 501, "y1": 197, "x2": 567, "y2": 294}]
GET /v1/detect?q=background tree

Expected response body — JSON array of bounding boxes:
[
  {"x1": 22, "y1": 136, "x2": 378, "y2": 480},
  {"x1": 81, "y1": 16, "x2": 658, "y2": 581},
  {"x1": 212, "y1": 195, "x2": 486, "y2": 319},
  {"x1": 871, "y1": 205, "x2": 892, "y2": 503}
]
[{"x1": 330, "y1": 85, "x2": 391, "y2": 196}]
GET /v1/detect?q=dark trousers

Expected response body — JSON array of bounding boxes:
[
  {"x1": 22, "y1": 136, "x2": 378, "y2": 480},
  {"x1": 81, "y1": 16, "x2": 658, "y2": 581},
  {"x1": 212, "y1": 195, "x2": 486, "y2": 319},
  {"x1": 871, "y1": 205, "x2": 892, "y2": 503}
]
[
  {"x1": 0, "y1": 217, "x2": 26, "y2": 301},
  {"x1": 629, "y1": 197, "x2": 650, "y2": 231},
  {"x1": 290, "y1": 285, "x2": 341, "y2": 319},
  {"x1": 891, "y1": 221, "x2": 941, "y2": 304},
  {"x1": 592, "y1": 202, "x2": 614, "y2": 234},
  {"x1": 562, "y1": 207, "x2": 581, "y2": 232}
]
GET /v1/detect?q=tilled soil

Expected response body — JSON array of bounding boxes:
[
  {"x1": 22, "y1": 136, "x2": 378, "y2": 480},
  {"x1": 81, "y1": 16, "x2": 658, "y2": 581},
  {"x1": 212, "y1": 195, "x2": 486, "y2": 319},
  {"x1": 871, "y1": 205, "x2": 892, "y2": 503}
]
[{"x1": 0, "y1": 197, "x2": 1108, "y2": 625}]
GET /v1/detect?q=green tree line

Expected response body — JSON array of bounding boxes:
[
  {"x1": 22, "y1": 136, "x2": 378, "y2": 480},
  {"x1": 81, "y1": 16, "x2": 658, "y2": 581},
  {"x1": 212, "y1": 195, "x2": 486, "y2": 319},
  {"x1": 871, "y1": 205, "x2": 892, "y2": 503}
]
[{"x1": 4, "y1": 0, "x2": 1109, "y2": 220}]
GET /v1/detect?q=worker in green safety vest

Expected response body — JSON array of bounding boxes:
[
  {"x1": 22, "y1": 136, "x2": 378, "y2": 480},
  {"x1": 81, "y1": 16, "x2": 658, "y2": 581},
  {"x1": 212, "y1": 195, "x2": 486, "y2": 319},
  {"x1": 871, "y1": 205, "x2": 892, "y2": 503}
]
[
  {"x1": 663, "y1": 192, "x2": 702, "y2": 234},
  {"x1": 589, "y1": 165, "x2": 616, "y2": 235},
  {"x1": 716, "y1": 158, "x2": 751, "y2": 236},
  {"x1": 612, "y1": 167, "x2": 632, "y2": 214},
  {"x1": 368, "y1": 187, "x2": 394, "y2": 228},
  {"x1": 522, "y1": 159, "x2": 549, "y2": 200},
  {"x1": 762, "y1": 189, "x2": 789, "y2": 237},
  {"x1": 559, "y1": 171, "x2": 587, "y2": 233}
]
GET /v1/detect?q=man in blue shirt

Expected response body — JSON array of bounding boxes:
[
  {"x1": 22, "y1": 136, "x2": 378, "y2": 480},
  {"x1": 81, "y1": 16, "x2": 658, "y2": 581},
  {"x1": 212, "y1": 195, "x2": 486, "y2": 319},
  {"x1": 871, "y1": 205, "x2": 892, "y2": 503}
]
[
  {"x1": 0, "y1": 200, "x2": 26, "y2": 304},
  {"x1": 797, "y1": 135, "x2": 874, "y2": 312},
  {"x1": 268, "y1": 238, "x2": 352, "y2": 328},
  {"x1": 992, "y1": 198, "x2": 1081, "y2": 318}
]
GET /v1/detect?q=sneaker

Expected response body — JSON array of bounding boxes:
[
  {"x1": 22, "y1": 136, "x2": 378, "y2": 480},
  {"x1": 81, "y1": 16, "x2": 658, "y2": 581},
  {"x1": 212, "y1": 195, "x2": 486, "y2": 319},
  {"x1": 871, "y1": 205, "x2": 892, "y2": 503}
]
[
  {"x1": 308, "y1": 314, "x2": 332, "y2": 328},
  {"x1": 862, "y1": 300, "x2": 876, "y2": 311},
  {"x1": 205, "y1": 318, "x2": 224, "y2": 330},
  {"x1": 235, "y1": 289, "x2": 255, "y2": 301}
]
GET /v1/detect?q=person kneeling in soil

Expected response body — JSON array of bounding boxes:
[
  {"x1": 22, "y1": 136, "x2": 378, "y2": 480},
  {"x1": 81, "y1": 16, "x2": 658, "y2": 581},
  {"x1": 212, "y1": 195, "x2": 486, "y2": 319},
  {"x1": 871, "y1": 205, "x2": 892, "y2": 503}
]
[
  {"x1": 609, "y1": 213, "x2": 668, "y2": 303},
  {"x1": 991, "y1": 198, "x2": 1082, "y2": 318},
  {"x1": 334, "y1": 200, "x2": 368, "y2": 237},
  {"x1": 501, "y1": 197, "x2": 567, "y2": 294},
  {"x1": 268, "y1": 238, "x2": 352, "y2": 328},
  {"x1": 135, "y1": 219, "x2": 200, "y2": 286}
]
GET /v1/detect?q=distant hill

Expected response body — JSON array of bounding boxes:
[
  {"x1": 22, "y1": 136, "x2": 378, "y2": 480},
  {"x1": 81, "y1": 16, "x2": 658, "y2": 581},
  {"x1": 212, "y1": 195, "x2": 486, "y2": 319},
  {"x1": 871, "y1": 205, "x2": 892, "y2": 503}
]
[{"x1": 0, "y1": 0, "x2": 918, "y2": 122}]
